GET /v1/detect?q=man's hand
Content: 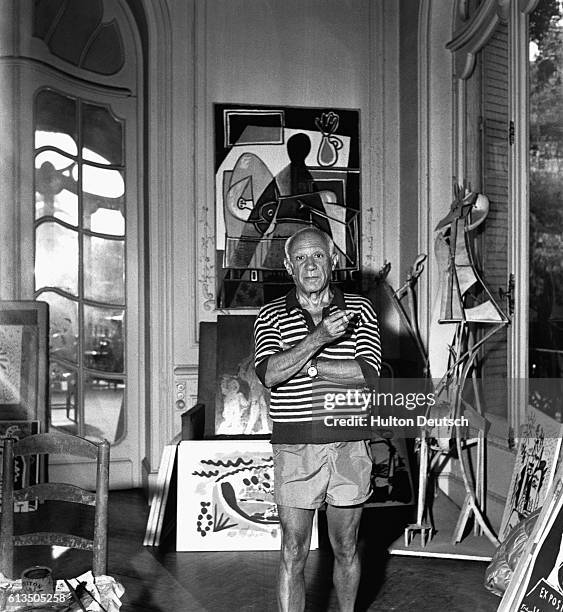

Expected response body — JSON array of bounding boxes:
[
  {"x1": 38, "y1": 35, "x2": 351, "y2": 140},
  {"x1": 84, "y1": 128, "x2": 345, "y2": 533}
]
[
  {"x1": 262, "y1": 311, "x2": 357, "y2": 387},
  {"x1": 313, "y1": 309, "x2": 355, "y2": 344}
]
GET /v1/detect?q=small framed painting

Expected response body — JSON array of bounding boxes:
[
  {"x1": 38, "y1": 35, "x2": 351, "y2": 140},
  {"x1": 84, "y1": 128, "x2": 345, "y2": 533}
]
[
  {"x1": 176, "y1": 440, "x2": 318, "y2": 551},
  {"x1": 202, "y1": 316, "x2": 272, "y2": 439},
  {"x1": 0, "y1": 301, "x2": 49, "y2": 429}
]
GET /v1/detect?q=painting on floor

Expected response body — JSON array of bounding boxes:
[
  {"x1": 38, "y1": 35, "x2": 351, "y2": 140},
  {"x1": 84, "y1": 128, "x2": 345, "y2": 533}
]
[
  {"x1": 0, "y1": 420, "x2": 40, "y2": 513},
  {"x1": 176, "y1": 440, "x2": 318, "y2": 551},
  {"x1": 215, "y1": 103, "x2": 361, "y2": 308},
  {"x1": 499, "y1": 472, "x2": 563, "y2": 611},
  {"x1": 209, "y1": 315, "x2": 271, "y2": 438},
  {"x1": 499, "y1": 407, "x2": 563, "y2": 542}
]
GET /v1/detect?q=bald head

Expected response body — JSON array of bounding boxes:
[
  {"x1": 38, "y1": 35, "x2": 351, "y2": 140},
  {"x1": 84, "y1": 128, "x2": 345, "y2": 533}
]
[
  {"x1": 284, "y1": 227, "x2": 334, "y2": 261},
  {"x1": 284, "y1": 227, "x2": 337, "y2": 296}
]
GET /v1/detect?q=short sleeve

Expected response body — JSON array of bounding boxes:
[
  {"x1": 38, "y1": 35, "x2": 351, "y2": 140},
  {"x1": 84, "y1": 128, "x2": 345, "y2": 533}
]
[
  {"x1": 254, "y1": 308, "x2": 283, "y2": 385},
  {"x1": 354, "y1": 298, "x2": 382, "y2": 387}
]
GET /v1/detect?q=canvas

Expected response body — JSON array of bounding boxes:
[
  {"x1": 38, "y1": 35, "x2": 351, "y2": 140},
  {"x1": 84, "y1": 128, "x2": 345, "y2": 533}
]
[
  {"x1": 215, "y1": 103, "x2": 361, "y2": 308},
  {"x1": 210, "y1": 315, "x2": 271, "y2": 438},
  {"x1": 499, "y1": 475, "x2": 563, "y2": 611},
  {"x1": 498, "y1": 407, "x2": 563, "y2": 542},
  {"x1": 176, "y1": 440, "x2": 318, "y2": 551},
  {"x1": 0, "y1": 301, "x2": 48, "y2": 428}
]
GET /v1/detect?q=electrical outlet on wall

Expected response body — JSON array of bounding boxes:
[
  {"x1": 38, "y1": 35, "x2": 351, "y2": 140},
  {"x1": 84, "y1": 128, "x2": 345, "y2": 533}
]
[{"x1": 175, "y1": 380, "x2": 187, "y2": 410}]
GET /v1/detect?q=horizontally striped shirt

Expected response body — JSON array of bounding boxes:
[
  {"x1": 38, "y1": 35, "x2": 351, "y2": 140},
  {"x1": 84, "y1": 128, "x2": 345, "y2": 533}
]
[{"x1": 254, "y1": 287, "x2": 381, "y2": 443}]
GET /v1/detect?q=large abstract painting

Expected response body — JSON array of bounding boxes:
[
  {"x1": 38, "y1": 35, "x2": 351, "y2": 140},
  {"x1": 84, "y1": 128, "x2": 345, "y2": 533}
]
[
  {"x1": 215, "y1": 104, "x2": 361, "y2": 308},
  {"x1": 176, "y1": 440, "x2": 318, "y2": 551}
]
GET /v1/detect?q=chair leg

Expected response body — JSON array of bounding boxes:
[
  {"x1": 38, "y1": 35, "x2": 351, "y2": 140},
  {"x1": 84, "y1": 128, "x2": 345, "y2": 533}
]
[
  {"x1": 0, "y1": 438, "x2": 15, "y2": 579},
  {"x1": 93, "y1": 440, "x2": 110, "y2": 576}
]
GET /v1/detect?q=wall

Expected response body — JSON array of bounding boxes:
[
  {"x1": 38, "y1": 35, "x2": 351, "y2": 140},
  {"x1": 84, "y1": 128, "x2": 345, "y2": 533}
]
[{"x1": 144, "y1": 0, "x2": 415, "y2": 479}]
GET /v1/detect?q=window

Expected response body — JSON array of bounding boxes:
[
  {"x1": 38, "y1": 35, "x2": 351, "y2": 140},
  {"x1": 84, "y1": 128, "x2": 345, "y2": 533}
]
[
  {"x1": 34, "y1": 88, "x2": 127, "y2": 442},
  {"x1": 528, "y1": 0, "x2": 563, "y2": 410},
  {"x1": 26, "y1": 0, "x2": 140, "y2": 450}
]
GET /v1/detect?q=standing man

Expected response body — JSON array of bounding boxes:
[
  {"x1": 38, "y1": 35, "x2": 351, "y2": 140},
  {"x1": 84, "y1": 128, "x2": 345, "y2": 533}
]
[{"x1": 254, "y1": 227, "x2": 381, "y2": 612}]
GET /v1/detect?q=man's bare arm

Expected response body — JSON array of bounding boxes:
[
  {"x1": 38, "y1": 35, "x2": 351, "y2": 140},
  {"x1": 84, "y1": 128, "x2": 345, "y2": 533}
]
[
  {"x1": 263, "y1": 310, "x2": 354, "y2": 387},
  {"x1": 316, "y1": 358, "x2": 365, "y2": 385}
]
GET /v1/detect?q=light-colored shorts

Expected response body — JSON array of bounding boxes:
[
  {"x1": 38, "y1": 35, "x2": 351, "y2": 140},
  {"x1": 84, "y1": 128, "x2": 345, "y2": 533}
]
[{"x1": 272, "y1": 440, "x2": 372, "y2": 510}]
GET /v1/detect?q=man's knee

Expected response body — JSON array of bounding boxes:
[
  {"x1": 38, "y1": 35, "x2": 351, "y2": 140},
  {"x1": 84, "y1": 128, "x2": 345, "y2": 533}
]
[
  {"x1": 331, "y1": 534, "x2": 359, "y2": 565},
  {"x1": 280, "y1": 534, "x2": 310, "y2": 569}
]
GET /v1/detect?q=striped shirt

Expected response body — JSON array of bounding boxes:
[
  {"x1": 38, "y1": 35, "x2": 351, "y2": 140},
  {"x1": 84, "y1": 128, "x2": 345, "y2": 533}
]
[{"x1": 254, "y1": 287, "x2": 381, "y2": 443}]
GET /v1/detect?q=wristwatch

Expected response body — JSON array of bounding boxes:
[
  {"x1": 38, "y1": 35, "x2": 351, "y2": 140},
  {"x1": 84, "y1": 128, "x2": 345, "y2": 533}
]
[{"x1": 307, "y1": 358, "x2": 318, "y2": 378}]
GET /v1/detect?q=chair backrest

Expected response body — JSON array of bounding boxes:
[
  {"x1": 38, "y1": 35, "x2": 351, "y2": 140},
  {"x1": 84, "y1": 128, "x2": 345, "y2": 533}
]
[{"x1": 0, "y1": 432, "x2": 110, "y2": 579}]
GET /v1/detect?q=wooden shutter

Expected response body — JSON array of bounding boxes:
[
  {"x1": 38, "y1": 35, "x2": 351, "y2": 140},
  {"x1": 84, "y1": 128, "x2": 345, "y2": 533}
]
[{"x1": 480, "y1": 22, "x2": 509, "y2": 416}]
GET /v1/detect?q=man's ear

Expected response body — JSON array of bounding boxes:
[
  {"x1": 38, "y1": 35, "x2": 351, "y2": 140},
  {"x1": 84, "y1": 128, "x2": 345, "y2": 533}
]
[
  {"x1": 284, "y1": 258, "x2": 294, "y2": 276},
  {"x1": 331, "y1": 252, "x2": 338, "y2": 270}
]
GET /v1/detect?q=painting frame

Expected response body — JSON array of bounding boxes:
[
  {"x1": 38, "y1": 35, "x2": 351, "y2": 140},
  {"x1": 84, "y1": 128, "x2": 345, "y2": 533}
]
[
  {"x1": 176, "y1": 440, "x2": 318, "y2": 552},
  {"x1": 0, "y1": 300, "x2": 49, "y2": 429},
  {"x1": 214, "y1": 102, "x2": 361, "y2": 309},
  {"x1": 202, "y1": 316, "x2": 272, "y2": 439}
]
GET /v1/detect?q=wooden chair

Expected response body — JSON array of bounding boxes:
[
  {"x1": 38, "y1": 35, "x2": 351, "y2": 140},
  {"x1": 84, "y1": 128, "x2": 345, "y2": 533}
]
[{"x1": 0, "y1": 432, "x2": 110, "y2": 580}]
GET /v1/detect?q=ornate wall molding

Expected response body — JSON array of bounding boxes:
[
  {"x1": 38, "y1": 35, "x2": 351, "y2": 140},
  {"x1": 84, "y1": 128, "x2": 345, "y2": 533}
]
[
  {"x1": 417, "y1": 0, "x2": 455, "y2": 346},
  {"x1": 446, "y1": 0, "x2": 510, "y2": 79},
  {"x1": 519, "y1": 0, "x2": 541, "y2": 15},
  {"x1": 139, "y1": 0, "x2": 175, "y2": 472}
]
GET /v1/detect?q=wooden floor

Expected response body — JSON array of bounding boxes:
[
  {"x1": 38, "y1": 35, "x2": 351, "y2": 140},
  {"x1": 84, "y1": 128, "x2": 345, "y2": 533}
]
[{"x1": 10, "y1": 489, "x2": 502, "y2": 611}]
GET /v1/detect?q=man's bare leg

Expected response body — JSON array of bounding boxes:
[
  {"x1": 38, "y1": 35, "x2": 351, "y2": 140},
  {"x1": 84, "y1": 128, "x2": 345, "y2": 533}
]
[
  {"x1": 326, "y1": 504, "x2": 363, "y2": 612},
  {"x1": 277, "y1": 505, "x2": 315, "y2": 612}
]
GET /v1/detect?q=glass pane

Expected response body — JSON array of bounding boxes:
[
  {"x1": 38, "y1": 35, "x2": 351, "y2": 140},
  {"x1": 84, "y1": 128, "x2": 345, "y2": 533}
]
[
  {"x1": 35, "y1": 150, "x2": 78, "y2": 224},
  {"x1": 82, "y1": 102, "x2": 124, "y2": 166},
  {"x1": 35, "y1": 131, "x2": 77, "y2": 155},
  {"x1": 529, "y1": 1, "x2": 563, "y2": 381},
  {"x1": 49, "y1": 363, "x2": 78, "y2": 434},
  {"x1": 35, "y1": 149, "x2": 76, "y2": 171},
  {"x1": 79, "y1": 163, "x2": 124, "y2": 199},
  {"x1": 83, "y1": 235, "x2": 125, "y2": 303},
  {"x1": 35, "y1": 186, "x2": 78, "y2": 226},
  {"x1": 35, "y1": 222, "x2": 78, "y2": 294},
  {"x1": 35, "y1": 89, "x2": 77, "y2": 147},
  {"x1": 84, "y1": 375, "x2": 125, "y2": 443},
  {"x1": 83, "y1": 189, "x2": 125, "y2": 235},
  {"x1": 40, "y1": 291, "x2": 79, "y2": 363},
  {"x1": 84, "y1": 305, "x2": 124, "y2": 374}
]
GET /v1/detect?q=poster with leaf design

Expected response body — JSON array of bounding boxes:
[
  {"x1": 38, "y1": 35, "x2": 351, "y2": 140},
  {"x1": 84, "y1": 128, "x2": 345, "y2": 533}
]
[{"x1": 177, "y1": 440, "x2": 318, "y2": 551}]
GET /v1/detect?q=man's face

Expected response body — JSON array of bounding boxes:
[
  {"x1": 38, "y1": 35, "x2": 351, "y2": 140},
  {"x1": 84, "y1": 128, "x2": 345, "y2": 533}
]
[{"x1": 284, "y1": 231, "x2": 336, "y2": 295}]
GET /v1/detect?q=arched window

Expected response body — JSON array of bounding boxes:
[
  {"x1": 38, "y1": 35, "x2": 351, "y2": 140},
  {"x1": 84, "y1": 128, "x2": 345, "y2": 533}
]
[{"x1": 18, "y1": 0, "x2": 143, "y2": 473}]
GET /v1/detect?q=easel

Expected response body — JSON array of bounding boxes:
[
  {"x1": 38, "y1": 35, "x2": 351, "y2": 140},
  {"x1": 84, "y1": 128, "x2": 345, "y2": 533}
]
[{"x1": 403, "y1": 184, "x2": 509, "y2": 549}]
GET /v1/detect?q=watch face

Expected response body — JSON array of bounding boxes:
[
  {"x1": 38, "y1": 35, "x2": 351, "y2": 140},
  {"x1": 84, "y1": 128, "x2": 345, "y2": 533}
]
[{"x1": 307, "y1": 365, "x2": 318, "y2": 378}]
